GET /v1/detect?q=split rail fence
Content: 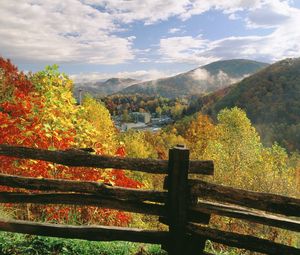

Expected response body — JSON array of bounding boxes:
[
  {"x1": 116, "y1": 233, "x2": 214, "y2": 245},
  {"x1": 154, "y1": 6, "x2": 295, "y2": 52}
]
[{"x1": 0, "y1": 144, "x2": 300, "y2": 255}]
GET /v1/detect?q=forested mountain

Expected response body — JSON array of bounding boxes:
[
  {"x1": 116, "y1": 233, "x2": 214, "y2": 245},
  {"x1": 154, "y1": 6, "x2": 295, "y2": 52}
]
[
  {"x1": 74, "y1": 78, "x2": 138, "y2": 97},
  {"x1": 119, "y1": 59, "x2": 268, "y2": 98},
  {"x1": 209, "y1": 58, "x2": 300, "y2": 151}
]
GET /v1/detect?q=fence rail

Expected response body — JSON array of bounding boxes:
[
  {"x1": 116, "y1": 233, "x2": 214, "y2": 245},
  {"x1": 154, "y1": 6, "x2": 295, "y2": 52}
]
[
  {"x1": 0, "y1": 144, "x2": 299, "y2": 255},
  {"x1": 0, "y1": 144, "x2": 213, "y2": 174},
  {"x1": 189, "y1": 178, "x2": 300, "y2": 216},
  {"x1": 0, "y1": 218, "x2": 168, "y2": 244},
  {"x1": 187, "y1": 223, "x2": 300, "y2": 255},
  {"x1": 192, "y1": 200, "x2": 300, "y2": 232},
  {"x1": 0, "y1": 173, "x2": 167, "y2": 202}
]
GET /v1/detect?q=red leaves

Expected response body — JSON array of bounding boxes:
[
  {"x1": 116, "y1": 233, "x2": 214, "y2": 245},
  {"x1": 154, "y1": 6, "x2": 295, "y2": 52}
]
[
  {"x1": 116, "y1": 146, "x2": 126, "y2": 157},
  {"x1": 0, "y1": 57, "x2": 32, "y2": 95},
  {"x1": 110, "y1": 169, "x2": 142, "y2": 188},
  {"x1": 0, "y1": 57, "x2": 142, "y2": 226}
]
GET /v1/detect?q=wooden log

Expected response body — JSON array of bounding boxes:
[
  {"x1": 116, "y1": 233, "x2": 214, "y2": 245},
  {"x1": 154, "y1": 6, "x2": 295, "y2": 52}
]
[
  {"x1": 187, "y1": 223, "x2": 300, "y2": 255},
  {"x1": 0, "y1": 218, "x2": 168, "y2": 244},
  {"x1": 0, "y1": 192, "x2": 165, "y2": 216},
  {"x1": 0, "y1": 173, "x2": 166, "y2": 203},
  {"x1": 160, "y1": 211, "x2": 211, "y2": 226},
  {"x1": 159, "y1": 197, "x2": 210, "y2": 227},
  {"x1": 0, "y1": 144, "x2": 213, "y2": 175},
  {"x1": 163, "y1": 176, "x2": 168, "y2": 190},
  {"x1": 189, "y1": 179, "x2": 300, "y2": 217},
  {"x1": 190, "y1": 160, "x2": 214, "y2": 175},
  {"x1": 166, "y1": 145, "x2": 190, "y2": 255},
  {"x1": 190, "y1": 200, "x2": 300, "y2": 232},
  {"x1": 164, "y1": 169, "x2": 212, "y2": 253},
  {"x1": 188, "y1": 195, "x2": 211, "y2": 254}
]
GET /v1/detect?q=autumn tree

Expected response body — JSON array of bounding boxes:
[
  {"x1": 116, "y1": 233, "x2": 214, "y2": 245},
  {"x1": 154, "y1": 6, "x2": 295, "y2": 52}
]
[
  {"x1": 81, "y1": 95, "x2": 118, "y2": 155},
  {"x1": 0, "y1": 58, "x2": 141, "y2": 226},
  {"x1": 120, "y1": 130, "x2": 156, "y2": 159},
  {"x1": 204, "y1": 107, "x2": 262, "y2": 187},
  {"x1": 184, "y1": 113, "x2": 216, "y2": 159},
  {"x1": 202, "y1": 107, "x2": 297, "y2": 247}
]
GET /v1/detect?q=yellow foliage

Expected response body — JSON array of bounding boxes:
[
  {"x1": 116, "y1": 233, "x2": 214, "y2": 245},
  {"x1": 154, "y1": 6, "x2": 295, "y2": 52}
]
[
  {"x1": 184, "y1": 113, "x2": 216, "y2": 159},
  {"x1": 30, "y1": 66, "x2": 118, "y2": 156},
  {"x1": 194, "y1": 107, "x2": 299, "y2": 247},
  {"x1": 81, "y1": 95, "x2": 118, "y2": 154}
]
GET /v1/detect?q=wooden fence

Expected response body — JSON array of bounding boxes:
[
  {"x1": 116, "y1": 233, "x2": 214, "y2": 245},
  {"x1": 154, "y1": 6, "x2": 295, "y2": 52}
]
[{"x1": 0, "y1": 144, "x2": 300, "y2": 255}]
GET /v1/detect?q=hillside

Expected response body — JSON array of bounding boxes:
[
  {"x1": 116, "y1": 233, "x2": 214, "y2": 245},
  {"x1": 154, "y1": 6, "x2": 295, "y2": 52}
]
[
  {"x1": 74, "y1": 78, "x2": 138, "y2": 97},
  {"x1": 119, "y1": 59, "x2": 268, "y2": 98},
  {"x1": 210, "y1": 58, "x2": 300, "y2": 151}
]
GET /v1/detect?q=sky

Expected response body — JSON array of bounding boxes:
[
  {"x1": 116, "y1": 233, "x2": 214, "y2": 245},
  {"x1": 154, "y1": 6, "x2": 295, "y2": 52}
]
[{"x1": 1, "y1": 0, "x2": 300, "y2": 82}]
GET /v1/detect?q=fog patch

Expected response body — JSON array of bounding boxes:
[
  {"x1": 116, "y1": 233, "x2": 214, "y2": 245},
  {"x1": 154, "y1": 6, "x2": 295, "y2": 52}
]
[
  {"x1": 190, "y1": 68, "x2": 214, "y2": 82},
  {"x1": 190, "y1": 68, "x2": 245, "y2": 87}
]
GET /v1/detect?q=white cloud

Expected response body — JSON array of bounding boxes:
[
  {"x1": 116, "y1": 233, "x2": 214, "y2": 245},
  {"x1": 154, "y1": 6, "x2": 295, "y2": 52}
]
[
  {"x1": 159, "y1": 1, "x2": 300, "y2": 64},
  {"x1": 178, "y1": 0, "x2": 262, "y2": 20},
  {"x1": 84, "y1": 0, "x2": 271, "y2": 25},
  {"x1": 71, "y1": 69, "x2": 179, "y2": 83},
  {"x1": 228, "y1": 13, "x2": 241, "y2": 20},
  {"x1": 159, "y1": 36, "x2": 219, "y2": 65},
  {"x1": 83, "y1": 0, "x2": 191, "y2": 24},
  {"x1": 168, "y1": 28, "x2": 182, "y2": 34},
  {"x1": 81, "y1": 0, "x2": 296, "y2": 29},
  {"x1": 246, "y1": 0, "x2": 292, "y2": 28},
  {"x1": 1, "y1": 0, "x2": 300, "y2": 66},
  {"x1": 82, "y1": 0, "x2": 265, "y2": 24},
  {"x1": 0, "y1": 0, "x2": 134, "y2": 64}
]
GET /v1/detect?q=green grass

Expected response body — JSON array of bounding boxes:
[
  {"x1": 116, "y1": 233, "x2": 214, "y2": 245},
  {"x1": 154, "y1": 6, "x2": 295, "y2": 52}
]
[
  {"x1": 0, "y1": 232, "x2": 167, "y2": 255},
  {"x1": 0, "y1": 232, "x2": 246, "y2": 255}
]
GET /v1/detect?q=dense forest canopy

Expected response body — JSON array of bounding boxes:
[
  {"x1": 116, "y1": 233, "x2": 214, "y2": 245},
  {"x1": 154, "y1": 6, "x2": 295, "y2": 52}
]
[{"x1": 210, "y1": 58, "x2": 300, "y2": 151}]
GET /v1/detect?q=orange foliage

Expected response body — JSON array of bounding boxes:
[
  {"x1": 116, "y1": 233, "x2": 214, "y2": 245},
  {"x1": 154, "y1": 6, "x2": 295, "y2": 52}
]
[{"x1": 0, "y1": 57, "x2": 141, "y2": 226}]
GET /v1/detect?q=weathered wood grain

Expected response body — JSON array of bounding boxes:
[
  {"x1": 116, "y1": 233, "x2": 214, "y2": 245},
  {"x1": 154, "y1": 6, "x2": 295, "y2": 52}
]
[
  {"x1": 0, "y1": 145, "x2": 213, "y2": 174},
  {"x1": 166, "y1": 146, "x2": 190, "y2": 255},
  {"x1": 189, "y1": 179, "x2": 300, "y2": 216},
  {"x1": 190, "y1": 200, "x2": 300, "y2": 232},
  {"x1": 0, "y1": 173, "x2": 166, "y2": 203},
  {"x1": 0, "y1": 218, "x2": 168, "y2": 244},
  {"x1": 0, "y1": 192, "x2": 165, "y2": 216},
  {"x1": 187, "y1": 223, "x2": 300, "y2": 255}
]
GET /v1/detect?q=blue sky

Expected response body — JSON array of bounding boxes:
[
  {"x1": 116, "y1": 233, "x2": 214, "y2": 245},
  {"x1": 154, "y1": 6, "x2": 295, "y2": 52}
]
[{"x1": 1, "y1": 0, "x2": 300, "y2": 82}]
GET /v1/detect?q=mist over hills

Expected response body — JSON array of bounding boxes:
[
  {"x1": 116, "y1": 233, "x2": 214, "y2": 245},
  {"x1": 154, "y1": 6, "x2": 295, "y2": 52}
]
[
  {"x1": 119, "y1": 59, "x2": 268, "y2": 98},
  {"x1": 74, "y1": 59, "x2": 268, "y2": 98},
  {"x1": 74, "y1": 78, "x2": 138, "y2": 98},
  {"x1": 206, "y1": 58, "x2": 300, "y2": 151}
]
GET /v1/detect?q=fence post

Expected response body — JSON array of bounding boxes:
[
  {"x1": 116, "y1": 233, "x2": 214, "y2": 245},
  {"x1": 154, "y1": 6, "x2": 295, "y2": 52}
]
[
  {"x1": 166, "y1": 144, "x2": 189, "y2": 255},
  {"x1": 187, "y1": 202, "x2": 211, "y2": 255}
]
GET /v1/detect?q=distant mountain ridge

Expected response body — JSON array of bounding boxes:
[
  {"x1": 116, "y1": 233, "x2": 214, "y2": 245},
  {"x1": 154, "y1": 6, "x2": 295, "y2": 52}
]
[
  {"x1": 74, "y1": 78, "x2": 138, "y2": 97},
  {"x1": 119, "y1": 59, "x2": 269, "y2": 98}
]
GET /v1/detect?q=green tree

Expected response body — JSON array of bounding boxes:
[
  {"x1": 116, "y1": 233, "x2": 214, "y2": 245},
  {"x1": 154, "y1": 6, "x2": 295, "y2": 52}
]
[
  {"x1": 204, "y1": 107, "x2": 262, "y2": 188},
  {"x1": 201, "y1": 107, "x2": 297, "y2": 249}
]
